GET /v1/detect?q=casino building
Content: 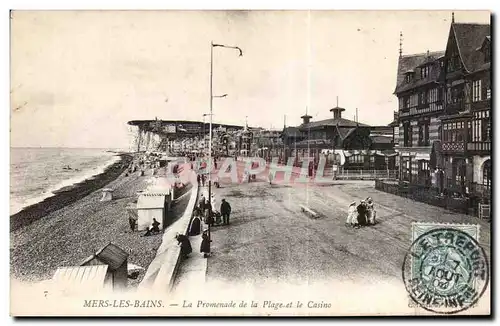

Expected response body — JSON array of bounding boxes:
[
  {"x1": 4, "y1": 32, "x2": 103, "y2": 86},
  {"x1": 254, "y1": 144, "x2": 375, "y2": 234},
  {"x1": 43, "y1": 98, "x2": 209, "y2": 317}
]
[{"x1": 281, "y1": 105, "x2": 397, "y2": 171}]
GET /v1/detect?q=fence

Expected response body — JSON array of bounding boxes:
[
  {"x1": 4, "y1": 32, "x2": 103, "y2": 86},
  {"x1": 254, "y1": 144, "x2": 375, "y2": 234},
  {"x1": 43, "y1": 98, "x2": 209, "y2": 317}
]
[
  {"x1": 334, "y1": 169, "x2": 398, "y2": 180},
  {"x1": 375, "y1": 179, "x2": 488, "y2": 217}
]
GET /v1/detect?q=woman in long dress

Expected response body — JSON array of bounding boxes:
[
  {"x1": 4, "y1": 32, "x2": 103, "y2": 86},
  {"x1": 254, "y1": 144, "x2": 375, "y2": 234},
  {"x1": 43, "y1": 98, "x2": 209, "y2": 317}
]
[
  {"x1": 356, "y1": 200, "x2": 368, "y2": 227},
  {"x1": 200, "y1": 231, "x2": 211, "y2": 258},
  {"x1": 366, "y1": 197, "x2": 377, "y2": 225}
]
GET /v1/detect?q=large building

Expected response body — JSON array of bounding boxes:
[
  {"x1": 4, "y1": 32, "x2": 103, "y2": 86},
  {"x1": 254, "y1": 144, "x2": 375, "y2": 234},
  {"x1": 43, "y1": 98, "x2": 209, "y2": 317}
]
[
  {"x1": 281, "y1": 105, "x2": 397, "y2": 170},
  {"x1": 392, "y1": 14, "x2": 491, "y2": 202},
  {"x1": 438, "y1": 20, "x2": 491, "y2": 199},
  {"x1": 394, "y1": 50, "x2": 445, "y2": 185}
]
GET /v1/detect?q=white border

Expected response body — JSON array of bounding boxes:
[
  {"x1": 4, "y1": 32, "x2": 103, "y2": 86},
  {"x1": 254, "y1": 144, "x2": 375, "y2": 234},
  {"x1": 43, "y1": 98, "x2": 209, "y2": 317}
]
[{"x1": 3, "y1": 1, "x2": 498, "y2": 325}]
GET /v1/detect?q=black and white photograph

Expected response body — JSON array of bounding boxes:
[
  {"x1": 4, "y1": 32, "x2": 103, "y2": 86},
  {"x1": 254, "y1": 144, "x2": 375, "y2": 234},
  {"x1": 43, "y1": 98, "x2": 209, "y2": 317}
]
[{"x1": 9, "y1": 9, "x2": 491, "y2": 316}]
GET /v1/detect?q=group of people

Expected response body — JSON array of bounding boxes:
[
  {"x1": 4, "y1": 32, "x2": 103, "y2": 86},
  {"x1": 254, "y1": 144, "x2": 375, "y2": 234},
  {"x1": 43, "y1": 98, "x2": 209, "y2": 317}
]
[
  {"x1": 197, "y1": 194, "x2": 232, "y2": 227},
  {"x1": 143, "y1": 218, "x2": 161, "y2": 236},
  {"x1": 197, "y1": 174, "x2": 208, "y2": 187},
  {"x1": 346, "y1": 197, "x2": 377, "y2": 229}
]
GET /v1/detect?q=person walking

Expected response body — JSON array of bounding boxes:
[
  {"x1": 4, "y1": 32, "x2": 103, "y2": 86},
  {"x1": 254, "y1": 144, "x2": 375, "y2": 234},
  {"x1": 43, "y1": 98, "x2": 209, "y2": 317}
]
[
  {"x1": 200, "y1": 230, "x2": 211, "y2": 258},
  {"x1": 220, "y1": 198, "x2": 232, "y2": 225}
]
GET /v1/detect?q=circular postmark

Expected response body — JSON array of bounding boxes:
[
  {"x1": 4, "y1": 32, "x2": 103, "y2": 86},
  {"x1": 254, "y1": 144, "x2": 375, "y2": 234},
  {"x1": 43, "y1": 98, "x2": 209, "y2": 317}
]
[{"x1": 402, "y1": 227, "x2": 489, "y2": 314}]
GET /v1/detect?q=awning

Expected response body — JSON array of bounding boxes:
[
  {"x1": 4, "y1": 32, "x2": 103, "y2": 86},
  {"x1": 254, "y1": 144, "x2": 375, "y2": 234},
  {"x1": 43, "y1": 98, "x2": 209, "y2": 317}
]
[{"x1": 415, "y1": 153, "x2": 431, "y2": 160}]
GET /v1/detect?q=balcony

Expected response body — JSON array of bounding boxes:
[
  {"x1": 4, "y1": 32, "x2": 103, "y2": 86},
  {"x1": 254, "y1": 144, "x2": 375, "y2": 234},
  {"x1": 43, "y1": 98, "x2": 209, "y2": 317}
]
[
  {"x1": 441, "y1": 141, "x2": 466, "y2": 153},
  {"x1": 399, "y1": 103, "x2": 443, "y2": 118},
  {"x1": 467, "y1": 141, "x2": 491, "y2": 153}
]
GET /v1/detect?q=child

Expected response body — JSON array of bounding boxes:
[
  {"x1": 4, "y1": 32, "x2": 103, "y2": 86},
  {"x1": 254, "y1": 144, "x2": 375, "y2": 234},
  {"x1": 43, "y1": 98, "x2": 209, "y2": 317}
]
[{"x1": 346, "y1": 201, "x2": 358, "y2": 227}]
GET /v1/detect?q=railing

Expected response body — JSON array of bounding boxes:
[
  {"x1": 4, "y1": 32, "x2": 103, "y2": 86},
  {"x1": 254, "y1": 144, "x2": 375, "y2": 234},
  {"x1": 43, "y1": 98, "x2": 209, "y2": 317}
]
[
  {"x1": 467, "y1": 141, "x2": 491, "y2": 152},
  {"x1": 375, "y1": 178, "x2": 491, "y2": 216},
  {"x1": 399, "y1": 103, "x2": 443, "y2": 117},
  {"x1": 335, "y1": 169, "x2": 398, "y2": 180},
  {"x1": 375, "y1": 180, "x2": 470, "y2": 214},
  {"x1": 441, "y1": 141, "x2": 466, "y2": 152}
]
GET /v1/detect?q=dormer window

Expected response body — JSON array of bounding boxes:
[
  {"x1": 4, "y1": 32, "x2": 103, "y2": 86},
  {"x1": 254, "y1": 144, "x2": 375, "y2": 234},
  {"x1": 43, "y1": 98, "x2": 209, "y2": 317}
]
[
  {"x1": 405, "y1": 71, "x2": 414, "y2": 83},
  {"x1": 420, "y1": 65, "x2": 429, "y2": 79}
]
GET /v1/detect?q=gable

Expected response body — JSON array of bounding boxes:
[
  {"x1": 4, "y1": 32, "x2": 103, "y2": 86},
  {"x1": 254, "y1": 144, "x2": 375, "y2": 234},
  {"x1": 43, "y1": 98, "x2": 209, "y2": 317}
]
[{"x1": 451, "y1": 23, "x2": 491, "y2": 72}]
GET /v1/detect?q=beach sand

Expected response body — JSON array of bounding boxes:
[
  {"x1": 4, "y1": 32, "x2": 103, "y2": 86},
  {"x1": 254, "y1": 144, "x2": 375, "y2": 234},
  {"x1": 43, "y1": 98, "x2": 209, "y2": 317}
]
[{"x1": 10, "y1": 163, "x2": 193, "y2": 289}]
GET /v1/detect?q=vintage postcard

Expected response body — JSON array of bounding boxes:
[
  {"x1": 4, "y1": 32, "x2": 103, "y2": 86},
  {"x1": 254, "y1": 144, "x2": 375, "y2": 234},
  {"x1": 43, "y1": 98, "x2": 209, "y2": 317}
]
[{"x1": 10, "y1": 10, "x2": 491, "y2": 316}]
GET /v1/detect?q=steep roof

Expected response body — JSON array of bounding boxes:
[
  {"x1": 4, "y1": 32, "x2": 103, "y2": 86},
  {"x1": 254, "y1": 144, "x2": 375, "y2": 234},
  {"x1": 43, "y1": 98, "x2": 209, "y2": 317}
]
[
  {"x1": 394, "y1": 51, "x2": 445, "y2": 94},
  {"x1": 452, "y1": 23, "x2": 491, "y2": 73}
]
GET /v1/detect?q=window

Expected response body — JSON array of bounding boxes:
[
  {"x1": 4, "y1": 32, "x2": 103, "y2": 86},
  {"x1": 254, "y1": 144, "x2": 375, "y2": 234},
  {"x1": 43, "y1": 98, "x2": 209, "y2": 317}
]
[
  {"x1": 487, "y1": 88, "x2": 491, "y2": 99},
  {"x1": 406, "y1": 73, "x2": 413, "y2": 83},
  {"x1": 472, "y1": 111, "x2": 490, "y2": 142},
  {"x1": 404, "y1": 124, "x2": 413, "y2": 147},
  {"x1": 467, "y1": 121, "x2": 472, "y2": 142},
  {"x1": 483, "y1": 160, "x2": 491, "y2": 188},
  {"x1": 420, "y1": 65, "x2": 429, "y2": 79},
  {"x1": 428, "y1": 88, "x2": 438, "y2": 103},
  {"x1": 473, "y1": 80, "x2": 482, "y2": 102},
  {"x1": 401, "y1": 96, "x2": 411, "y2": 110},
  {"x1": 348, "y1": 155, "x2": 364, "y2": 164},
  {"x1": 418, "y1": 122, "x2": 430, "y2": 146},
  {"x1": 453, "y1": 159, "x2": 467, "y2": 191},
  {"x1": 401, "y1": 157, "x2": 411, "y2": 182},
  {"x1": 418, "y1": 160, "x2": 431, "y2": 186}
]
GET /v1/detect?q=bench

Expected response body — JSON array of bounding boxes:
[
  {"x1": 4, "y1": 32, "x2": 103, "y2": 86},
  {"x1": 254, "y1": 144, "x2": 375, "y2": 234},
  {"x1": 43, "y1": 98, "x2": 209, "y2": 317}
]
[
  {"x1": 100, "y1": 188, "x2": 114, "y2": 202},
  {"x1": 299, "y1": 204, "x2": 319, "y2": 219}
]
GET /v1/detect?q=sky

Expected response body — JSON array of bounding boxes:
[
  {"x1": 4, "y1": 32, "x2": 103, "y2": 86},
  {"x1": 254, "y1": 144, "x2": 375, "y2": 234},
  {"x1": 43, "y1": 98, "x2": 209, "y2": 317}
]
[{"x1": 10, "y1": 10, "x2": 490, "y2": 149}]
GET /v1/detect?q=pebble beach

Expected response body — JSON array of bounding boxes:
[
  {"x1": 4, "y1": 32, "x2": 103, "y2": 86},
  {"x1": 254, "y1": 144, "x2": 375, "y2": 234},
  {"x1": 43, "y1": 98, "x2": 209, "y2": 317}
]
[{"x1": 10, "y1": 160, "x2": 193, "y2": 288}]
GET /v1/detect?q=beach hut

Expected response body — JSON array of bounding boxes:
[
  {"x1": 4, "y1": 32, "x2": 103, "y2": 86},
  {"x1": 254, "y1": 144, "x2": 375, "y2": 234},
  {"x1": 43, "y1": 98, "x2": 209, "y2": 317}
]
[
  {"x1": 51, "y1": 265, "x2": 112, "y2": 295},
  {"x1": 81, "y1": 243, "x2": 129, "y2": 290},
  {"x1": 137, "y1": 192, "x2": 169, "y2": 231}
]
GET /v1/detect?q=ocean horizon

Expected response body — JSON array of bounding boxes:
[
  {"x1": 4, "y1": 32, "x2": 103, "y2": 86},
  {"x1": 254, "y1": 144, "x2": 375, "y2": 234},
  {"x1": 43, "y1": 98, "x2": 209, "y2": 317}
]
[{"x1": 10, "y1": 147, "x2": 127, "y2": 215}]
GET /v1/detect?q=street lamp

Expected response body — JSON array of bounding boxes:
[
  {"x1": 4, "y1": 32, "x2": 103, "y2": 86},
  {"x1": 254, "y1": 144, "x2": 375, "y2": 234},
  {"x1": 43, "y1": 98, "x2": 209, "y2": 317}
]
[{"x1": 208, "y1": 41, "x2": 242, "y2": 243}]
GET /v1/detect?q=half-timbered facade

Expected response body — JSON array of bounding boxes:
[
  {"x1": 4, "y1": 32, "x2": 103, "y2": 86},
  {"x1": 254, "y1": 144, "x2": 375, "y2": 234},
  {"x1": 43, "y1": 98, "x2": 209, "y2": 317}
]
[
  {"x1": 394, "y1": 50, "x2": 445, "y2": 185},
  {"x1": 439, "y1": 22, "x2": 491, "y2": 200}
]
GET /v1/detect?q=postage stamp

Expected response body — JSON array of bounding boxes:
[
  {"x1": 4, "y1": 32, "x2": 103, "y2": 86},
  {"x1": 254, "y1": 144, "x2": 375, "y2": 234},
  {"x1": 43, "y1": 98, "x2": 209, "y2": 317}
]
[{"x1": 402, "y1": 223, "x2": 489, "y2": 314}]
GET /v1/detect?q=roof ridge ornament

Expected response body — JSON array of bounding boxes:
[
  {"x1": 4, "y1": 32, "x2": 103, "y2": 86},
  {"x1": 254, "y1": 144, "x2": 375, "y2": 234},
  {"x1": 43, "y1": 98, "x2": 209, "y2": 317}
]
[{"x1": 399, "y1": 31, "x2": 403, "y2": 57}]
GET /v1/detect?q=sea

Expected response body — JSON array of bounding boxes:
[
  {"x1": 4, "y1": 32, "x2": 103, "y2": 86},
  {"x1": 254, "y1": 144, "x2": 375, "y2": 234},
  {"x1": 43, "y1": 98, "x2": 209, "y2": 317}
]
[{"x1": 10, "y1": 147, "x2": 127, "y2": 216}]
